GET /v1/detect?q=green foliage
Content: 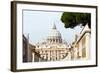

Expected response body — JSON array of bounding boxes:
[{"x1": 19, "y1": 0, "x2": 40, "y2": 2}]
[{"x1": 61, "y1": 12, "x2": 91, "y2": 28}]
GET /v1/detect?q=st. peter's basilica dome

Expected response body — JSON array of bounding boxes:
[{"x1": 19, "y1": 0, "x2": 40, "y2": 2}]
[{"x1": 47, "y1": 24, "x2": 62, "y2": 43}]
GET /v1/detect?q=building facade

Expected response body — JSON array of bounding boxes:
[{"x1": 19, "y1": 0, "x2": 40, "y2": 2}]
[
  {"x1": 23, "y1": 35, "x2": 32, "y2": 62},
  {"x1": 72, "y1": 24, "x2": 91, "y2": 60},
  {"x1": 33, "y1": 24, "x2": 71, "y2": 62},
  {"x1": 23, "y1": 35, "x2": 42, "y2": 62},
  {"x1": 23, "y1": 23, "x2": 91, "y2": 62}
]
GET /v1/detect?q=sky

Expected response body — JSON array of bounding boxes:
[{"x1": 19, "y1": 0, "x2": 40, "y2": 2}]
[{"x1": 23, "y1": 10, "x2": 83, "y2": 44}]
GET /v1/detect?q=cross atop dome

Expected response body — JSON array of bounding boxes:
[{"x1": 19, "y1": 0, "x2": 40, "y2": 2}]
[{"x1": 52, "y1": 23, "x2": 57, "y2": 29}]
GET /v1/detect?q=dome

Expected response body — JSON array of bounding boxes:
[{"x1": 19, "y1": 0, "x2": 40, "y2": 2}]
[
  {"x1": 48, "y1": 29, "x2": 61, "y2": 38},
  {"x1": 47, "y1": 24, "x2": 62, "y2": 43}
]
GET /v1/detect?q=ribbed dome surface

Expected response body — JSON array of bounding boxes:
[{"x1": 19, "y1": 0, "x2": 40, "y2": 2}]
[
  {"x1": 47, "y1": 24, "x2": 62, "y2": 43},
  {"x1": 48, "y1": 29, "x2": 61, "y2": 38}
]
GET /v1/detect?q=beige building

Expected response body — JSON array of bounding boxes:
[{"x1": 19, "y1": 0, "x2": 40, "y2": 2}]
[
  {"x1": 32, "y1": 24, "x2": 71, "y2": 62},
  {"x1": 23, "y1": 23, "x2": 91, "y2": 62},
  {"x1": 72, "y1": 24, "x2": 91, "y2": 60}
]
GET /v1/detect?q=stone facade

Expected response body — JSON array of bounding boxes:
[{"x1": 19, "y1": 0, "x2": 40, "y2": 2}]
[
  {"x1": 23, "y1": 23, "x2": 91, "y2": 62},
  {"x1": 23, "y1": 35, "x2": 32, "y2": 62},
  {"x1": 72, "y1": 24, "x2": 91, "y2": 60},
  {"x1": 32, "y1": 24, "x2": 71, "y2": 62}
]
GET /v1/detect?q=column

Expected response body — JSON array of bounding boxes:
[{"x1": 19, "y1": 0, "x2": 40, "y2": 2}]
[
  {"x1": 85, "y1": 33, "x2": 90, "y2": 60},
  {"x1": 78, "y1": 40, "x2": 82, "y2": 59}
]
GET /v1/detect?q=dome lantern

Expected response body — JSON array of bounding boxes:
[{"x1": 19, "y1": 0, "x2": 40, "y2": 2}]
[{"x1": 52, "y1": 24, "x2": 56, "y2": 29}]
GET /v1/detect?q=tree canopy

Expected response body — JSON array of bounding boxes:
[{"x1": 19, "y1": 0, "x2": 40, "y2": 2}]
[{"x1": 61, "y1": 12, "x2": 91, "y2": 28}]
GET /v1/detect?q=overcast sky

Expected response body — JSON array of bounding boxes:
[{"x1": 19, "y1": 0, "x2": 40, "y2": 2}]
[{"x1": 23, "y1": 10, "x2": 82, "y2": 44}]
